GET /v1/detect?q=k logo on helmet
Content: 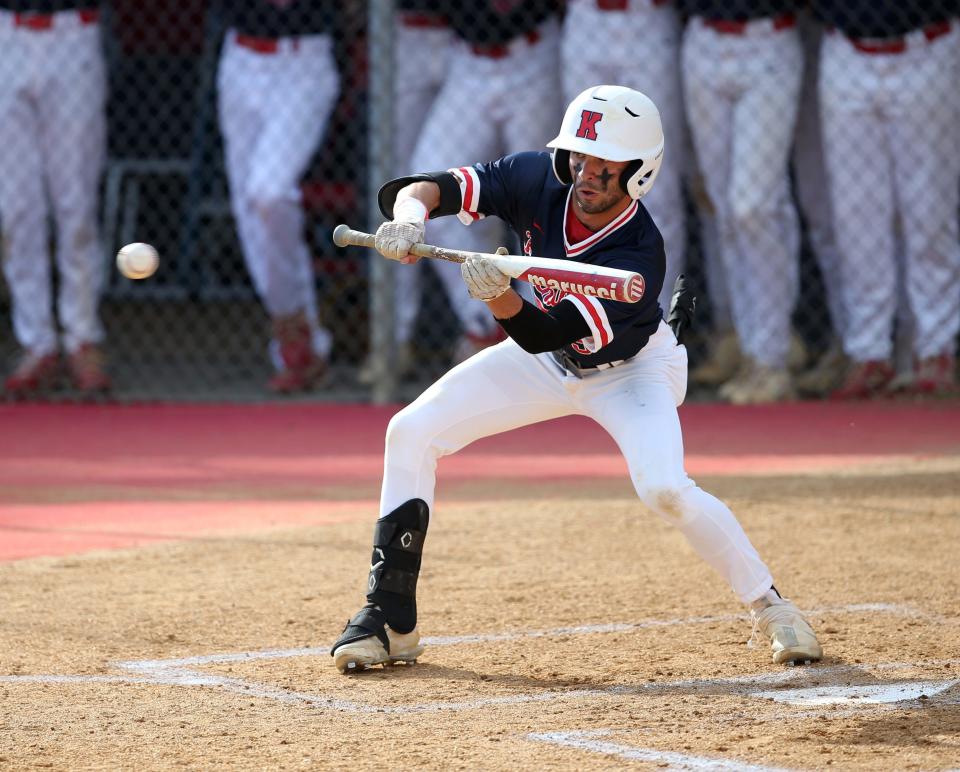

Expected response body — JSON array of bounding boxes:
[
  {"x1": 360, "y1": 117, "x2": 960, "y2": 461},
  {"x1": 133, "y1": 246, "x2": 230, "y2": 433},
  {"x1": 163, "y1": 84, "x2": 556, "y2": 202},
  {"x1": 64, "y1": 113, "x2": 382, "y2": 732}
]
[{"x1": 576, "y1": 110, "x2": 603, "y2": 140}]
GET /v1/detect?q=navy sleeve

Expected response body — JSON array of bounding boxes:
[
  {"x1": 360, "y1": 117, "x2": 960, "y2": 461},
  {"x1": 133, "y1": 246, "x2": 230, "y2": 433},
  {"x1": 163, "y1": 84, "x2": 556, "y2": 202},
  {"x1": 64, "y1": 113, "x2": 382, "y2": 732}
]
[
  {"x1": 448, "y1": 152, "x2": 552, "y2": 232},
  {"x1": 496, "y1": 299, "x2": 591, "y2": 354}
]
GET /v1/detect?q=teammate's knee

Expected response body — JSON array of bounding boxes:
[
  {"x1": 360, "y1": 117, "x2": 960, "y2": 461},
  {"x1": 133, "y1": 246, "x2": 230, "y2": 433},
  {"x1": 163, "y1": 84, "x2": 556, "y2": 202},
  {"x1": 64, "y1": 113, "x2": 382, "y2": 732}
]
[
  {"x1": 730, "y1": 197, "x2": 777, "y2": 230},
  {"x1": 245, "y1": 182, "x2": 292, "y2": 219}
]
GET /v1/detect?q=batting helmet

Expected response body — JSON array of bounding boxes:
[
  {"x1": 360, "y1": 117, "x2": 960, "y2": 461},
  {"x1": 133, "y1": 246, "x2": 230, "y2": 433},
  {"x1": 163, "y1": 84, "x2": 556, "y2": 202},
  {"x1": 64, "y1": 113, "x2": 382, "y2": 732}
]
[{"x1": 546, "y1": 85, "x2": 664, "y2": 200}]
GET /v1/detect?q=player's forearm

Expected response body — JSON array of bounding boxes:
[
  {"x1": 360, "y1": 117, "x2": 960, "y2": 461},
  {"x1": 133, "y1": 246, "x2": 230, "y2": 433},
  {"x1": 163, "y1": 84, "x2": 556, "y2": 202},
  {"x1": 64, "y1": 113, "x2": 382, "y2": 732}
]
[
  {"x1": 485, "y1": 290, "x2": 523, "y2": 321},
  {"x1": 395, "y1": 182, "x2": 441, "y2": 216},
  {"x1": 495, "y1": 299, "x2": 591, "y2": 354}
]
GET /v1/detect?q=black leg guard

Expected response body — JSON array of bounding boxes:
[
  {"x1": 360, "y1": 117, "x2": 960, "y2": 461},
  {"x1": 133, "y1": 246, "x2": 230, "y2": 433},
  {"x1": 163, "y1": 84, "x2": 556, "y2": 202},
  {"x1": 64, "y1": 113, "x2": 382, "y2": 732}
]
[{"x1": 365, "y1": 498, "x2": 429, "y2": 634}]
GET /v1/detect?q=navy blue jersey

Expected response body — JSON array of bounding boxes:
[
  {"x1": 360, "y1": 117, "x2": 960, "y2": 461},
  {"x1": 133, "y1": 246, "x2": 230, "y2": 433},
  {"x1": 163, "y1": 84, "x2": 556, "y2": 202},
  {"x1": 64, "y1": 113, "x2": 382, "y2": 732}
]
[{"x1": 449, "y1": 151, "x2": 665, "y2": 368}]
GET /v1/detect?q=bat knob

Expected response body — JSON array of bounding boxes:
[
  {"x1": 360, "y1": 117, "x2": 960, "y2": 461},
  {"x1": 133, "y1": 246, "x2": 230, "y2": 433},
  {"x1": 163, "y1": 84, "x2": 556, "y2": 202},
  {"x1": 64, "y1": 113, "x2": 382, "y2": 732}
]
[{"x1": 332, "y1": 224, "x2": 351, "y2": 248}]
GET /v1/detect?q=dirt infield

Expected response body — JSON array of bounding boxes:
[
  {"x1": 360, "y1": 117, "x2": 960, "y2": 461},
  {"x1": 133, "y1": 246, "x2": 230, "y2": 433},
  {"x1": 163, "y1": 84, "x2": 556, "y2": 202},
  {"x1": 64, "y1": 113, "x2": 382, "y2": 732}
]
[{"x1": 1, "y1": 403, "x2": 959, "y2": 770}]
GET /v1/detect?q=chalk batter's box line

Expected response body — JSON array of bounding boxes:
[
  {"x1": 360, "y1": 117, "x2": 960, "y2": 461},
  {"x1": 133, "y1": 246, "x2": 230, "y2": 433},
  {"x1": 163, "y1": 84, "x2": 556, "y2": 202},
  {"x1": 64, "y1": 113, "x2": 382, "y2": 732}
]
[
  {"x1": 4, "y1": 661, "x2": 958, "y2": 719},
  {"x1": 1, "y1": 603, "x2": 953, "y2": 717},
  {"x1": 528, "y1": 730, "x2": 793, "y2": 772},
  {"x1": 116, "y1": 602, "x2": 927, "y2": 670}
]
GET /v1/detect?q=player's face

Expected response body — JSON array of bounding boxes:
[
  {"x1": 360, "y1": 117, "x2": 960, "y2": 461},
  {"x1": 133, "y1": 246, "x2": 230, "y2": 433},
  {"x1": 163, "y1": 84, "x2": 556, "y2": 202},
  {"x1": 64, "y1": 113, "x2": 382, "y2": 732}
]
[{"x1": 569, "y1": 152, "x2": 629, "y2": 215}]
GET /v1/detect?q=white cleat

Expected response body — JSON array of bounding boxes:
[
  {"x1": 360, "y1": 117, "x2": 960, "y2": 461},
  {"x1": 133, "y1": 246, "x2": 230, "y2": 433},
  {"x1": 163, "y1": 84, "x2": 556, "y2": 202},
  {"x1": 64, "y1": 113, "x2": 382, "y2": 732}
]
[
  {"x1": 334, "y1": 626, "x2": 424, "y2": 674},
  {"x1": 750, "y1": 597, "x2": 823, "y2": 665}
]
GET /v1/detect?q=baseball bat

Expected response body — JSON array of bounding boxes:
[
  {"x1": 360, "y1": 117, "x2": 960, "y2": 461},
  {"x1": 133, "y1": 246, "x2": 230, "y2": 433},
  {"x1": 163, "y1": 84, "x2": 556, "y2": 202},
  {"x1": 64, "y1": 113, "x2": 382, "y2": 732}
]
[{"x1": 333, "y1": 224, "x2": 645, "y2": 304}]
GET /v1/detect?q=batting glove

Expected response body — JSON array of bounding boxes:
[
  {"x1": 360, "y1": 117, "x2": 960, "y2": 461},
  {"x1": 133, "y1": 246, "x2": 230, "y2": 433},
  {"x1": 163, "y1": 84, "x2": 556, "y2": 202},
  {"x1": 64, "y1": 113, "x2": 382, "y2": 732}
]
[
  {"x1": 461, "y1": 252, "x2": 510, "y2": 301},
  {"x1": 375, "y1": 198, "x2": 427, "y2": 261}
]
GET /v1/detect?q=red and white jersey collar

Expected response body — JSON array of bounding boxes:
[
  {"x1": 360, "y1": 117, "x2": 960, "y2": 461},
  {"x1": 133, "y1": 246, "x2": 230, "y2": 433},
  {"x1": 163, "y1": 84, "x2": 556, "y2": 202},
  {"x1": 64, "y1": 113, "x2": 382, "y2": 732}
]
[{"x1": 562, "y1": 188, "x2": 638, "y2": 258}]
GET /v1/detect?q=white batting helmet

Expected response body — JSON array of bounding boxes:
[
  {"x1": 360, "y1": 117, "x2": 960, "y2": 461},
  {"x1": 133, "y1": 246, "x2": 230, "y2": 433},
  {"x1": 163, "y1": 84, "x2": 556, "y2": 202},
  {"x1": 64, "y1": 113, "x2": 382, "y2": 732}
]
[{"x1": 546, "y1": 85, "x2": 664, "y2": 200}]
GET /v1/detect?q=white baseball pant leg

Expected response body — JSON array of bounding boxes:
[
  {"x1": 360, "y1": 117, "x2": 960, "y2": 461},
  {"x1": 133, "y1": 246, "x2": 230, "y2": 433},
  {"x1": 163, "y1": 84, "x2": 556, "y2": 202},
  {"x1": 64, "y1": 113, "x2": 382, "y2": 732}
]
[
  {"x1": 218, "y1": 33, "x2": 339, "y2": 357},
  {"x1": 0, "y1": 17, "x2": 106, "y2": 356},
  {"x1": 410, "y1": 20, "x2": 562, "y2": 339},
  {"x1": 408, "y1": 47, "x2": 506, "y2": 339},
  {"x1": 891, "y1": 30, "x2": 960, "y2": 359},
  {"x1": 392, "y1": 22, "x2": 452, "y2": 346},
  {"x1": 40, "y1": 23, "x2": 108, "y2": 354},
  {"x1": 683, "y1": 20, "x2": 803, "y2": 369},
  {"x1": 561, "y1": 0, "x2": 686, "y2": 314},
  {"x1": 819, "y1": 34, "x2": 899, "y2": 361},
  {"x1": 381, "y1": 322, "x2": 773, "y2": 604},
  {"x1": 0, "y1": 24, "x2": 57, "y2": 356}
]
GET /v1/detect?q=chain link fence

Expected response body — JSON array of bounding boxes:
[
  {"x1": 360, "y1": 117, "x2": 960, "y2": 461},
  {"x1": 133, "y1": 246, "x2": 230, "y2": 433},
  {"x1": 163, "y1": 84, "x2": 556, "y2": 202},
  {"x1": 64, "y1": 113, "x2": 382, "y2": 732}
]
[{"x1": 1, "y1": 0, "x2": 957, "y2": 403}]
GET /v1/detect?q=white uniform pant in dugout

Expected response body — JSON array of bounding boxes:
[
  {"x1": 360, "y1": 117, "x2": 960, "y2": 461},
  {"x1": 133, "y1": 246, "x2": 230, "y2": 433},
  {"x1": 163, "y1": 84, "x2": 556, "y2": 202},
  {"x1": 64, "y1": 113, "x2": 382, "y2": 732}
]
[
  {"x1": 408, "y1": 18, "x2": 563, "y2": 339},
  {"x1": 380, "y1": 321, "x2": 773, "y2": 605},
  {"x1": 561, "y1": 0, "x2": 687, "y2": 315},
  {"x1": 0, "y1": 12, "x2": 107, "y2": 356},
  {"x1": 819, "y1": 26, "x2": 960, "y2": 362},
  {"x1": 682, "y1": 17, "x2": 803, "y2": 369},
  {"x1": 217, "y1": 31, "x2": 339, "y2": 356}
]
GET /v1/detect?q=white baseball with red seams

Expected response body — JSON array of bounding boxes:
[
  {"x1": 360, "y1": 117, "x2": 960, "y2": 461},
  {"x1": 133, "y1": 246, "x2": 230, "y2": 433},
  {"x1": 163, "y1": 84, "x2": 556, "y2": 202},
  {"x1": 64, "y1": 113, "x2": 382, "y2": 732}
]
[{"x1": 116, "y1": 243, "x2": 160, "y2": 280}]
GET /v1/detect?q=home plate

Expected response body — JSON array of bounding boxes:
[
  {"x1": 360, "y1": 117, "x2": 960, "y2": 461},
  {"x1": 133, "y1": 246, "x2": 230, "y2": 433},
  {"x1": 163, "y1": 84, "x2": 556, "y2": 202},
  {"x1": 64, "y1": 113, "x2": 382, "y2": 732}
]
[{"x1": 752, "y1": 680, "x2": 958, "y2": 706}]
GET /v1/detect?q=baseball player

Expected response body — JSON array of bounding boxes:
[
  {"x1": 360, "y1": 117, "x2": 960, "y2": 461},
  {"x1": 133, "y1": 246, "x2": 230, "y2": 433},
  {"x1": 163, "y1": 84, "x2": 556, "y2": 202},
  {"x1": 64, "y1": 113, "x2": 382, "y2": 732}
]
[
  {"x1": 330, "y1": 86, "x2": 822, "y2": 673},
  {"x1": 404, "y1": 0, "x2": 563, "y2": 365},
  {"x1": 815, "y1": 0, "x2": 960, "y2": 398},
  {"x1": 217, "y1": 0, "x2": 339, "y2": 392},
  {"x1": 0, "y1": 0, "x2": 110, "y2": 397},
  {"x1": 560, "y1": 0, "x2": 686, "y2": 316},
  {"x1": 678, "y1": 0, "x2": 804, "y2": 404}
]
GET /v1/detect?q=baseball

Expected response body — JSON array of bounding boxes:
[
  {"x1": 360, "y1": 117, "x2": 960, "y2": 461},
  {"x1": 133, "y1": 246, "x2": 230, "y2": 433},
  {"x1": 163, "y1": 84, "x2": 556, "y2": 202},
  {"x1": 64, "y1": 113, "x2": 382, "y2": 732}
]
[{"x1": 117, "y1": 242, "x2": 159, "y2": 280}]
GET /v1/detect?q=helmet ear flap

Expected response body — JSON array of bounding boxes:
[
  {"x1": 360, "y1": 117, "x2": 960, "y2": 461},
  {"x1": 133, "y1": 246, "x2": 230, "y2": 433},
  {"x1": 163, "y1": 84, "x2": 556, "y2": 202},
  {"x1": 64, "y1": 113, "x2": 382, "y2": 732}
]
[
  {"x1": 551, "y1": 148, "x2": 573, "y2": 185},
  {"x1": 620, "y1": 159, "x2": 645, "y2": 199}
]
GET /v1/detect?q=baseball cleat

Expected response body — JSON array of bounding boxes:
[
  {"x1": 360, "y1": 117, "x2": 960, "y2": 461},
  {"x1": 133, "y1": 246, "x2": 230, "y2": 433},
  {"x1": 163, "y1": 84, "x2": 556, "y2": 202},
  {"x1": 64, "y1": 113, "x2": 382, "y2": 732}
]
[
  {"x1": 4, "y1": 350, "x2": 60, "y2": 398},
  {"x1": 331, "y1": 605, "x2": 424, "y2": 674},
  {"x1": 690, "y1": 330, "x2": 741, "y2": 386},
  {"x1": 750, "y1": 597, "x2": 823, "y2": 665},
  {"x1": 829, "y1": 359, "x2": 895, "y2": 400}
]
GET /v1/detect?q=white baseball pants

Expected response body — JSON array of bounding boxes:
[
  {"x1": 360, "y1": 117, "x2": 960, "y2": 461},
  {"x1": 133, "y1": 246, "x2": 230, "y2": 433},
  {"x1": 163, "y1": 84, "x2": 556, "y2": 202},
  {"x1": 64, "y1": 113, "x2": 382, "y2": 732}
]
[
  {"x1": 819, "y1": 27, "x2": 960, "y2": 361},
  {"x1": 217, "y1": 32, "x2": 339, "y2": 356},
  {"x1": 683, "y1": 18, "x2": 803, "y2": 369},
  {"x1": 409, "y1": 19, "x2": 563, "y2": 339},
  {"x1": 391, "y1": 20, "x2": 453, "y2": 346},
  {"x1": 0, "y1": 13, "x2": 106, "y2": 356},
  {"x1": 380, "y1": 321, "x2": 774, "y2": 604}
]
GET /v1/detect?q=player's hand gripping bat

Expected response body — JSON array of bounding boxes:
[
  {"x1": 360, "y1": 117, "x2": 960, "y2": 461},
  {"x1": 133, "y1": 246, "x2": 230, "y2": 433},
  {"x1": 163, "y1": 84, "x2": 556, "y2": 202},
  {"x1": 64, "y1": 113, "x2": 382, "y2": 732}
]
[{"x1": 333, "y1": 224, "x2": 645, "y2": 304}]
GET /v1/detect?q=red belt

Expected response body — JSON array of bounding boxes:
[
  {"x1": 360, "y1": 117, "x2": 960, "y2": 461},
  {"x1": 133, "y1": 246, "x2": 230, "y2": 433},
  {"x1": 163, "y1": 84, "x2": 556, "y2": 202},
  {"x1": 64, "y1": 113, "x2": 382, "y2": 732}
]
[
  {"x1": 844, "y1": 20, "x2": 952, "y2": 55},
  {"x1": 14, "y1": 8, "x2": 99, "y2": 30},
  {"x1": 399, "y1": 11, "x2": 447, "y2": 29},
  {"x1": 235, "y1": 33, "x2": 299, "y2": 54},
  {"x1": 596, "y1": 0, "x2": 669, "y2": 9},
  {"x1": 703, "y1": 13, "x2": 795, "y2": 35},
  {"x1": 471, "y1": 29, "x2": 540, "y2": 58}
]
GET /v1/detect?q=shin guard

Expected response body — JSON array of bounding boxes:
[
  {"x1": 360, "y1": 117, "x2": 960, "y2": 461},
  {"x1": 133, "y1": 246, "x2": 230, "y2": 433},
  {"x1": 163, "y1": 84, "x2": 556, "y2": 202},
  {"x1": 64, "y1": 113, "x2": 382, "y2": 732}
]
[{"x1": 366, "y1": 498, "x2": 429, "y2": 634}]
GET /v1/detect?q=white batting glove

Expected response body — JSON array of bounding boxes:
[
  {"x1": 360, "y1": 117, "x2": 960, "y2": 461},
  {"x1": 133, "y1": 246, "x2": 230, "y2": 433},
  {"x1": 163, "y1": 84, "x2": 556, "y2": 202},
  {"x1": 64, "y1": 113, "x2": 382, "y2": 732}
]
[
  {"x1": 461, "y1": 253, "x2": 510, "y2": 301},
  {"x1": 375, "y1": 198, "x2": 427, "y2": 261}
]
